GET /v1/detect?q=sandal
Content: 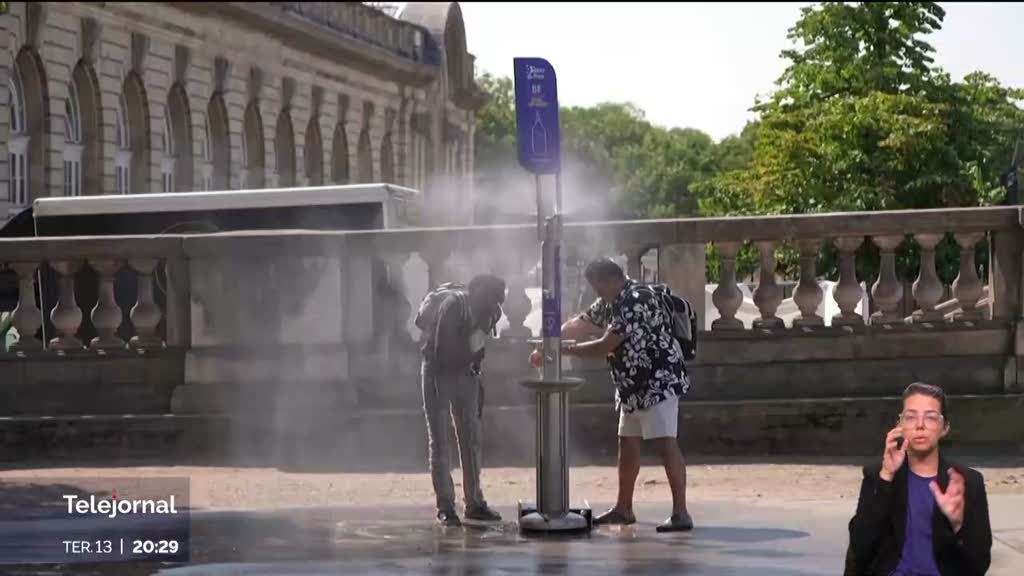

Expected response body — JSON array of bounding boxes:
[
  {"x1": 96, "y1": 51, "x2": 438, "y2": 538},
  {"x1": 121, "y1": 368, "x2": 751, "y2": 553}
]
[
  {"x1": 593, "y1": 508, "x2": 637, "y2": 526},
  {"x1": 656, "y1": 512, "x2": 694, "y2": 533}
]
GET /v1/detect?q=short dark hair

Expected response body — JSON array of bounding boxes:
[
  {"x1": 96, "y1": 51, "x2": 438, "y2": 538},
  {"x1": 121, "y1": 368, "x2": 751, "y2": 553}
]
[
  {"x1": 468, "y1": 274, "x2": 506, "y2": 304},
  {"x1": 903, "y1": 382, "x2": 948, "y2": 417},
  {"x1": 584, "y1": 258, "x2": 625, "y2": 285}
]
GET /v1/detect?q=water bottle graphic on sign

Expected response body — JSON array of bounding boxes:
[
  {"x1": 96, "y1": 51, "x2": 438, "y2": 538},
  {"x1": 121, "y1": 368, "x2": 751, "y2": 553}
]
[{"x1": 531, "y1": 111, "x2": 548, "y2": 156}]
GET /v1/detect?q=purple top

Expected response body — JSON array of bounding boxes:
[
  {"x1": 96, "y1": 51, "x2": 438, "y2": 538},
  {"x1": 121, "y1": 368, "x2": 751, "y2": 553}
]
[{"x1": 892, "y1": 470, "x2": 941, "y2": 576}]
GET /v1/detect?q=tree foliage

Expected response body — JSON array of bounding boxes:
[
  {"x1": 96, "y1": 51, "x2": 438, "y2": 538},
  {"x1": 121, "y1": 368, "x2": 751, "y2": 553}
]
[{"x1": 473, "y1": 3, "x2": 1023, "y2": 283}]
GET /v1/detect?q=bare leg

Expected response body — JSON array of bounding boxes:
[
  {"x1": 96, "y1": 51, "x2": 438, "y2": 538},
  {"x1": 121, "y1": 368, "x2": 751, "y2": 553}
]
[
  {"x1": 615, "y1": 435, "x2": 643, "y2": 514},
  {"x1": 654, "y1": 437, "x2": 688, "y2": 516}
]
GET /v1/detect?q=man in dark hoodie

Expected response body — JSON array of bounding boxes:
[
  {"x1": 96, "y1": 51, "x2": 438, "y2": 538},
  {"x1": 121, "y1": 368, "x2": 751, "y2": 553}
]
[
  {"x1": 845, "y1": 382, "x2": 992, "y2": 575},
  {"x1": 416, "y1": 274, "x2": 506, "y2": 527}
]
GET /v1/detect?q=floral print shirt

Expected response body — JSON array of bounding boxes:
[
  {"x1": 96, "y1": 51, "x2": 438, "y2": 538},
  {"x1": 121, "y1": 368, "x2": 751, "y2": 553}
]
[{"x1": 582, "y1": 279, "x2": 689, "y2": 413}]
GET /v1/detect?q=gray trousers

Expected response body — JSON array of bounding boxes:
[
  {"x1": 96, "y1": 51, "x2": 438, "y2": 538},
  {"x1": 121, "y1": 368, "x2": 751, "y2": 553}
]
[{"x1": 421, "y1": 364, "x2": 487, "y2": 513}]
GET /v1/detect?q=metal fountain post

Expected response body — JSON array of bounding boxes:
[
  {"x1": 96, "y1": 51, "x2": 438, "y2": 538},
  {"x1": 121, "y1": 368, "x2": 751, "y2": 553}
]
[{"x1": 513, "y1": 57, "x2": 591, "y2": 533}]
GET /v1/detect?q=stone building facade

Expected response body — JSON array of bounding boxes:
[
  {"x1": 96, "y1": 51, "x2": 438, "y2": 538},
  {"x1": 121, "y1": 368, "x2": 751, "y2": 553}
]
[{"x1": 1, "y1": 1, "x2": 482, "y2": 226}]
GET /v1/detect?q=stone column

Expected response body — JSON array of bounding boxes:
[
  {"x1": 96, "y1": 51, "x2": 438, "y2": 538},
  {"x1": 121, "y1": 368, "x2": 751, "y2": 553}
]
[
  {"x1": 88, "y1": 259, "x2": 126, "y2": 350},
  {"x1": 49, "y1": 261, "x2": 85, "y2": 350},
  {"x1": 422, "y1": 245, "x2": 451, "y2": 290},
  {"x1": 952, "y1": 232, "x2": 985, "y2": 321},
  {"x1": 990, "y1": 227, "x2": 1023, "y2": 322},
  {"x1": 871, "y1": 235, "x2": 905, "y2": 324},
  {"x1": 911, "y1": 234, "x2": 945, "y2": 322},
  {"x1": 711, "y1": 242, "x2": 744, "y2": 331},
  {"x1": 752, "y1": 241, "x2": 783, "y2": 329},
  {"x1": 561, "y1": 246, "x2": 584, "y2": 317},
  {"x1": 383, "y1": 252, "x2": 414, "y2": 349},
  {"x1": 832, "y1": 237, "x2": 865, "y2": 326},
  {"x1": 129, "y1": 258, "x2": 165, "y2": 349},
  {"x1": 658, "y1": 243, "x2": 707, "y2": 333},
  {"x1": 793, "y1": 240, "x2": 824, "y2": 327},
  {"x1": 9, "y1": 262, "x2": 44, "y2": 351},
  {"x1": 626, "y1": 247, "x2": 646, "y2": 282}
]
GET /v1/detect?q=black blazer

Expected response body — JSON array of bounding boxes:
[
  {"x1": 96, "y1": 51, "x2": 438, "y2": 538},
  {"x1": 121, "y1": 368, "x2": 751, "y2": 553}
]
[{"x1": 844, "y1": 457, "x2": 992, "y2": 575}]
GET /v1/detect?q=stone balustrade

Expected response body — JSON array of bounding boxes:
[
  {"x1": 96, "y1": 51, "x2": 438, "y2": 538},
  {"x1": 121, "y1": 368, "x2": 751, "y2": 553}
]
[
  {"x1": 360, "y1": 206, "x2": 1019, "y2": 343},
  {"x1": 0, "y1": 237, "x2": 187, "y2": 354},
  {"x1": 2, "y1": 207, "x2": 1024, "y2": 467},
  {"x1": 273, "y1": 1, "x2": 432, "y2": 64},
  {"x1": 2, "y1": 207, "x2": 1021, "y2": 351},
  {"x1": 1, "y1": 206, "x2": 1023, "y2": 409}
]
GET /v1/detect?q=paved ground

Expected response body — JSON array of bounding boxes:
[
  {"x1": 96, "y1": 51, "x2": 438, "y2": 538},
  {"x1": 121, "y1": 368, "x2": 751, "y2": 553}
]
[
  {"x1": 168, "y1": 496, "x2": 1024, "y2": 575},
  {"x1": 0, "y1": 464, "x2": 1022, "y2": 575}
]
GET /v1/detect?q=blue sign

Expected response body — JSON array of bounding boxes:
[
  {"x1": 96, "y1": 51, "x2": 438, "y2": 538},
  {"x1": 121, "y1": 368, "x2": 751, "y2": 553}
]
[
  {"x1": 513, "y1": 57, "x2": 561, "y2": 174},
  {"x1": 542, "y1": 246, "x2": 561, "y2": 338}
]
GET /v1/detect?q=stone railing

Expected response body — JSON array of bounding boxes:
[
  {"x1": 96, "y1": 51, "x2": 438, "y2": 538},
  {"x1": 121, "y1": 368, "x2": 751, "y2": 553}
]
[
  {"x1": 0, "y1": 237, "x2": 189, "y2": 354},
  {"x1": 366, "y1": 207, "x2": 1018, "y2": 341},
  {"x1": 272, "y1": 2, "x2": 435, "y2": 65},
  {"x1": 1, "y1": 207, "x2": 1022, "y2": 407}
]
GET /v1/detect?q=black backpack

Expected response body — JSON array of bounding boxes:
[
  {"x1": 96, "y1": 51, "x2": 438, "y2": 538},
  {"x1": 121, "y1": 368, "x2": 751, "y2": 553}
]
[
  {"x1": 414, "y1": 282, "x2": 467, "y2": 334},
  {"x1": 643, "y1": 284, "x2": 698, "y2": 361}
]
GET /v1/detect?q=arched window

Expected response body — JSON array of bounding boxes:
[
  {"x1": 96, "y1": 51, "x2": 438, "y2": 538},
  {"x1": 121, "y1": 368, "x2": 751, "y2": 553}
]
[
  {"x1": 10, "y1": 48, "x2": 48, "y2": 206},
  {"x1": 242, "y1": 101, "x2": 264, "y2": 188},
  {"x1": 165, "y1": 84, "x2": 192, "y2": 192},
  {"x1": 62, "y1": 83, "x2": 82, "y2": 196},
  {"x1": 380, "y1": 132, "x2": 394, "y2": 184},
  {"x1": 9, "y1": 77, "x2": 28, "y2": 205},
  {"x1": 70, "y1": 62, "x2": 101, "y2": 196},
  {"x1": 161, "y1": 114, "x2": 174, "y2": 192},
  {"x1": 357, "y1": 128, "x2": 372, "y2": 183},
  {"x1": 205, "y1": 94, "x2": 230, "y2": 190},
  {"x1": 275, "y1": 109, "x2": 295, "y2": 187},
  {"x1": 64, "y1": 87, "x2": 81, "y2": 143},
  {"x1": 9, "y1": 79, "x2": 24, "y2": 134},
  {"x1": 305, "y1": 116, "x2": 323, "y2": 186},
  {"x1": 332, "y1": 123, "x2": 349, "y2": 184},
  {"x1": 115, "y1": 94, "x2": 130, "y2": 195},
  {"x1": 120, "y1": 73, "x2": 150, "y2": 194}
]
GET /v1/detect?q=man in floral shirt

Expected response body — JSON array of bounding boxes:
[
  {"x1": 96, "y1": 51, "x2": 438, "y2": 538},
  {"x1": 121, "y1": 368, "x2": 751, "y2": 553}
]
[{"x1": 537, "y1": 258, "x2": 692, "y2": 532}]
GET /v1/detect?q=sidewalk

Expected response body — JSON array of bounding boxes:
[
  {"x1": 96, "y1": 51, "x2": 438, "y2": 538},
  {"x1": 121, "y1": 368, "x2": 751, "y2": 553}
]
[{"x1": 1, "y1": 464, "x2": 1022, "y2": 574}]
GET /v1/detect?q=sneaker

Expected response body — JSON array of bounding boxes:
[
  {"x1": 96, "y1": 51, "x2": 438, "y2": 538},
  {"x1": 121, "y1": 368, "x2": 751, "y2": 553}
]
[
  {"x1": 436, "y1": 510, "x2": 462, "y2": 527},
  {"x1": 656, "y1": 511, "x2": 694, "y2": 533},
  {"x1": 592, "y1": 508, "x2": 637, "y2": 526},
  {"x1": 465, "y1": 504, "x2": 502, "y2": 522}
]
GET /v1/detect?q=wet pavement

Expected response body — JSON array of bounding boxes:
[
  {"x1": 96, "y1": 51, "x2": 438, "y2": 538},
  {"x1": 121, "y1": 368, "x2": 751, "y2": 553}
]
[
  {"x1": 160, "y1": 500, "x2": 829, "y2": 575},
  {"x1": 5, "y1": 496, "x2": 1023, "y2": 574}
]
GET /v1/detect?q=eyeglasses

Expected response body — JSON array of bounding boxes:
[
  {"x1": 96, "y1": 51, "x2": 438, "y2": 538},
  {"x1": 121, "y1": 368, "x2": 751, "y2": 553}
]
[{"x1": 898, "y1": 411, "x2": 945, "y2": 428}]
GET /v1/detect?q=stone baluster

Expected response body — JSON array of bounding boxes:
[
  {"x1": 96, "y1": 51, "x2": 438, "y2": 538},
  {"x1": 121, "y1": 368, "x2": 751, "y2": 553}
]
[
  {"x1": 870, "y1": 235, "x2": 906, "y2": 324},
  {"x1": 832, "y1": 237, "x2": 865, "y2": 326},
  {"x1": 129, "y1": 259, "x2": 165, "y2": 349},
  {"x1": 502, "y1": 253, "x2": 533, "y2": 340},
  {"x1": 561, "y1": 247, "x2": 583, "y2": 317},
  {"x1": 711, "y1": 242, "x2": 744, "y2": 331},
  {"x1": 793, "y1": 240, "x2": 824, "y2": 327},
  {"x1": 9, "y1": 262, "x2": 44, "y2": 351},
  {"x1": 752, "y1": 241, "x2": 783, "y2": 329},
  {"x1": 88, "y1": 259, "x2": 126, "y2": 350},
  {"x1": 952, "y1": 232, "x2": 985, "y2": 321},
  {"x1": 48, "y1": 261, "x2": 85, "y2": 350},
  {"x1": 911, "y1": 234, "x2": 945, "y2": 322}
]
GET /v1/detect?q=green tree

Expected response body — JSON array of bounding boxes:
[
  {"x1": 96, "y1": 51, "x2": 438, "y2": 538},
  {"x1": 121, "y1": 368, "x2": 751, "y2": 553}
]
[
  {"x1": 703, "y1": 2, "x2": 1023, "y2": 219},
  {"x1": 473, "y1": 74, "x2": 736, "y2": 222},
  {"x1": 697, "y1": 2, "x2": 1023, "y2": 281}
]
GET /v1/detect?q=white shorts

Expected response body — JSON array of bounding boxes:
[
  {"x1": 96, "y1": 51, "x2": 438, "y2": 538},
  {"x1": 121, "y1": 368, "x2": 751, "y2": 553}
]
[{"x1": 618, "y1": 397, "x2": 679, "y2": 439}]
